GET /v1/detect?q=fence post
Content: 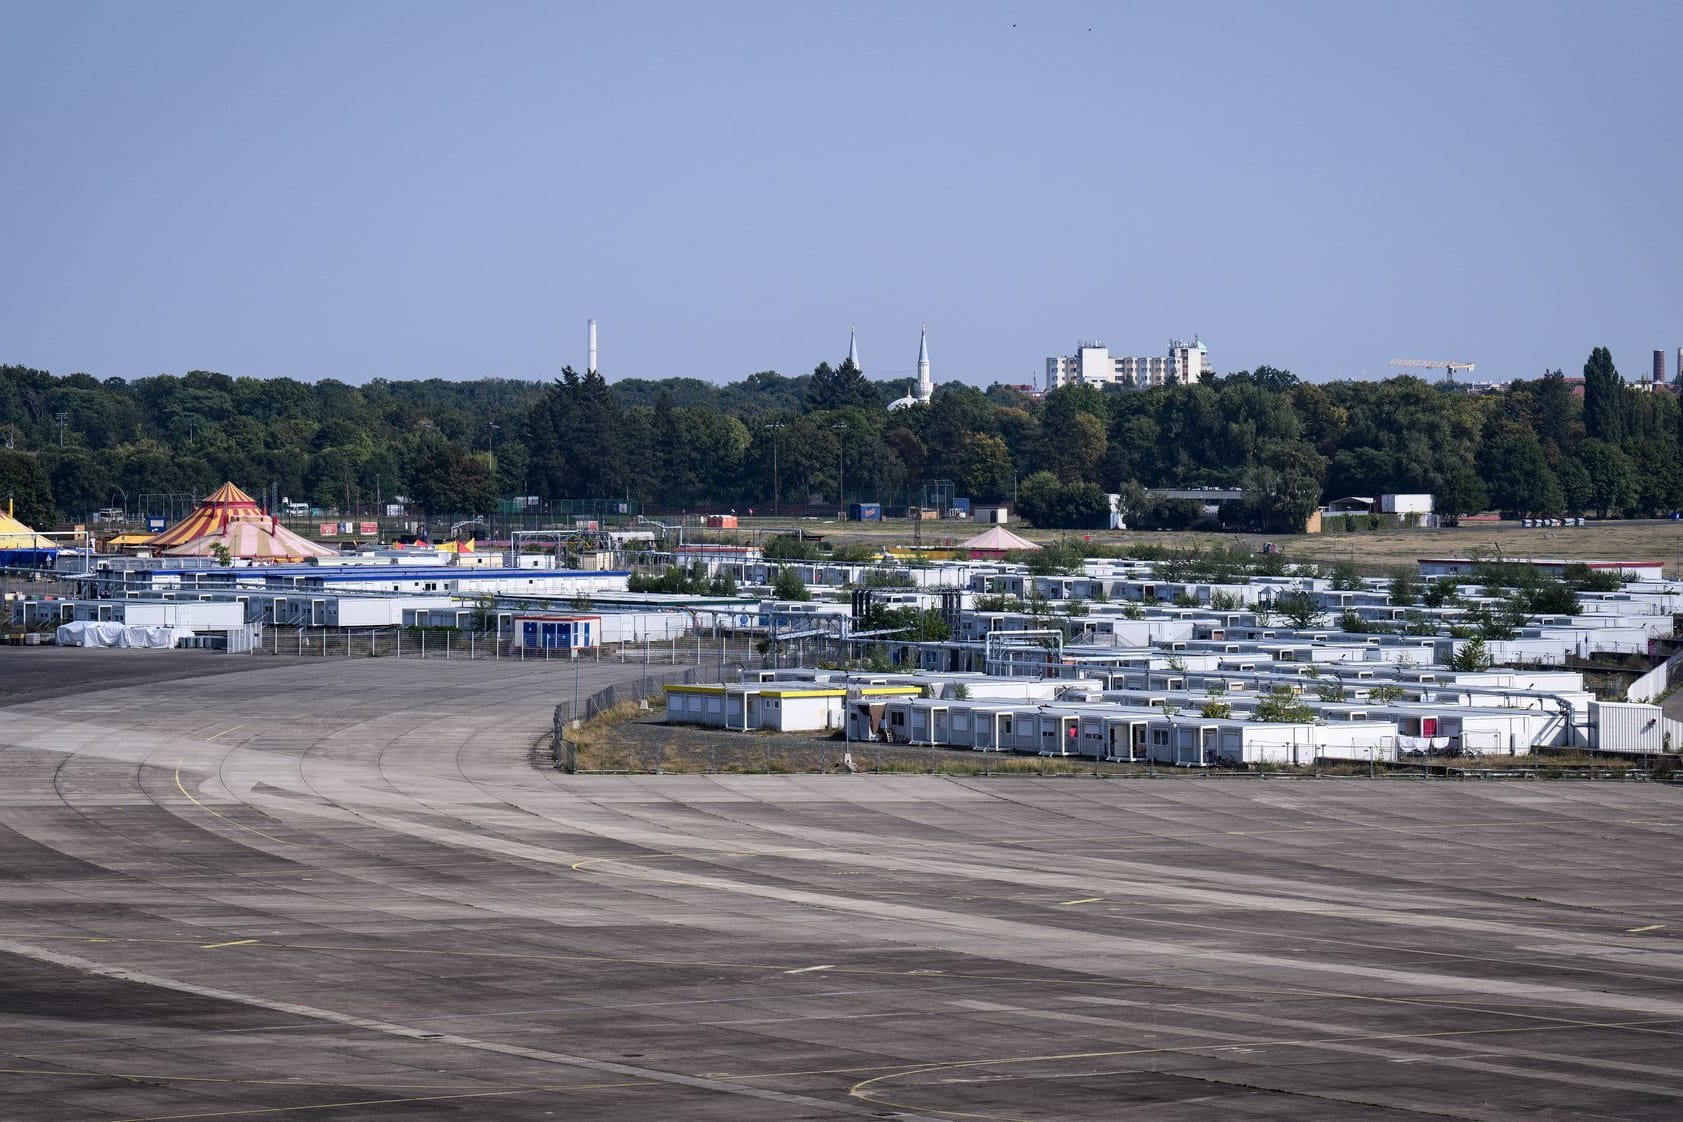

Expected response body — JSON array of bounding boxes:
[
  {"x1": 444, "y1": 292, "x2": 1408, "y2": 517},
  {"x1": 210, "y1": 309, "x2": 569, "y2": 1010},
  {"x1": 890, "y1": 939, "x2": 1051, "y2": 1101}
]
[{"x1": 562, "y1": 706, "x2": 575, "y2": 777}]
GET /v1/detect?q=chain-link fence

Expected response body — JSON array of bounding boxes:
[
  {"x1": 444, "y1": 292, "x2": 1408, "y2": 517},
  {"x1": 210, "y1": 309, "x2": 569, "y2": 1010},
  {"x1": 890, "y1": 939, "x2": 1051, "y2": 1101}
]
[
  {"x1": 251, "y1": 628, "x2": 765, "y2": 667},
  {"x1": 552, "y1": 669, "x2": 696, "y2": 772},
  {"x1": 256, "y1": 627, "x2": 504, "y2": 659}
]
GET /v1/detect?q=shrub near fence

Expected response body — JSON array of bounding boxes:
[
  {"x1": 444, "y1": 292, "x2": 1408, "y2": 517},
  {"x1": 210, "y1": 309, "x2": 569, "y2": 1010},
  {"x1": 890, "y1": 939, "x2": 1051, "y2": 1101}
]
[{"x1": 553, "y1": 669, "x2": 697, "y2": 772}]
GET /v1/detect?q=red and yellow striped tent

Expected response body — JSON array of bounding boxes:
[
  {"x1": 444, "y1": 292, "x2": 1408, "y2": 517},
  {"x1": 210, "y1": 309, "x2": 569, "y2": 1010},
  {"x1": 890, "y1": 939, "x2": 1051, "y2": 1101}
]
[{"x1": 145, "y1": 483, "x2": 267, "y2": 549}]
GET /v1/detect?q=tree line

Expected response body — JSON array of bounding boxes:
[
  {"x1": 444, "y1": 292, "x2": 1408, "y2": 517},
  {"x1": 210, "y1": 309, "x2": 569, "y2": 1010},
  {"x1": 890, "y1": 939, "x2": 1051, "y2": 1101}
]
[{"x1": 1, "y1": 347, "x2": 1678, "y2": 531}]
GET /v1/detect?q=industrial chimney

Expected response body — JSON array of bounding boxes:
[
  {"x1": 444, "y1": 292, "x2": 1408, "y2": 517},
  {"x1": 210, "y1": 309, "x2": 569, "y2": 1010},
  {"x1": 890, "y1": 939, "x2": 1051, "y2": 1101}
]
[
  {"x1": 1655, "y1": 350, "x2": 1666, "y2": 386},
  {"x1": 587, "y1": 319, "x2": 598, "y2": 376}
]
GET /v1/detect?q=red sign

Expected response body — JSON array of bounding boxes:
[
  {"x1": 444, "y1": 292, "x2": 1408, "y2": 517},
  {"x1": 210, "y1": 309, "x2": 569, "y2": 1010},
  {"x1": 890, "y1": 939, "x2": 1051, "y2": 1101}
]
[
  {"x1": 359, "y1": 521, "x2": 378, "y2": 536},
  {"x1": 319, "y1": 522, "x2": 338, "y2": 536}
]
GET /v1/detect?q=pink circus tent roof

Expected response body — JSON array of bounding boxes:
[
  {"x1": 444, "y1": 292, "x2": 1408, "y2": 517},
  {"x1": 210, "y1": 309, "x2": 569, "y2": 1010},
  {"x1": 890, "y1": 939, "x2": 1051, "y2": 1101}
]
[
  {"x1": 958, "y1": 525, "x2": 1040, "y2": 553},
  {"x1": 160, "y1": 517, "x2": 336, "y2": 562}
]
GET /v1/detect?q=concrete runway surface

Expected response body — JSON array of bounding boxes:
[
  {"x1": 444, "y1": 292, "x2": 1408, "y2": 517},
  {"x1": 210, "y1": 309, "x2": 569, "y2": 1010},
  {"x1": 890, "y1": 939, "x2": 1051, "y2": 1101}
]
[{"x1": 4, "y1": 650, "x2": 1683, "y2": 1121}]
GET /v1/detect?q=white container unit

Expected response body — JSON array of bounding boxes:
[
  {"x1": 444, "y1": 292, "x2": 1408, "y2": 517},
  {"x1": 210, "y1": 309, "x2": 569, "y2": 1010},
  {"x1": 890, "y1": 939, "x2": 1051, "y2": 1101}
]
[
  {"x1": 333, "y1": 597, "x2": 440, "y2": 627},
  {"x1": 1591, "y1": 701, "x2": 1670, "y2": 753},
  {"x1": 1203, "y1": 720, "x2": 1396, "y2": 768},
  {"x1": 73, "y1": 599, "x2": 243, "y2": 630}
]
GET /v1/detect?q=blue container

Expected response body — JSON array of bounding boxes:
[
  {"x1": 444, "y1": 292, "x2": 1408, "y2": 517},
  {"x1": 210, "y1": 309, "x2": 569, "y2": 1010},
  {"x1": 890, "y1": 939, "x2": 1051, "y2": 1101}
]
[{"x1": 848, "y1": 502, "x2": 882, "y2": 522}]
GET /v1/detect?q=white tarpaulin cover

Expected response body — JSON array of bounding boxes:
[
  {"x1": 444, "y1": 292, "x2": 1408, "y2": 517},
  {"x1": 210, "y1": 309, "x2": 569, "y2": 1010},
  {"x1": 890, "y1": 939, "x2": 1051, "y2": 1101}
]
[{"x1": 55, "y1": 621, "x2": 194, "y2": 649}]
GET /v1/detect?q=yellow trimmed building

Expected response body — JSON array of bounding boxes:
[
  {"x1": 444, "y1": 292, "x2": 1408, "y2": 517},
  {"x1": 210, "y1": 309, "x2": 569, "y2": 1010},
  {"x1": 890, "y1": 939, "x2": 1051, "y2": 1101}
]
[{"x1": 665, "y1": 682, "x2": 922, "y2": 733}]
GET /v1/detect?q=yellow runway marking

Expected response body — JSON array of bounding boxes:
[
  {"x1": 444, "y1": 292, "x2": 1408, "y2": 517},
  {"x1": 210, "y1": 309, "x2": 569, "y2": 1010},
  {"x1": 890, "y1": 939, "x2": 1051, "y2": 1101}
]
[
  {"x1": 1628, "y1": 924, "x2": 1666, "y2": 933},
  {"x1": 1058, "y1": 897, "x2": 1103, "y2": 906},
  {"x1": 570, "y1": 851, "x2": 752, "y2": 872},
  {"x1": 204, "y1": 724, "x2": 244, "y2": 742},
  {"x1": 173, "y1": 767, "x2": 291, "y2": 846},
  {"x1": 200, "y1": 939, "x2": 258, "y2": 950}
]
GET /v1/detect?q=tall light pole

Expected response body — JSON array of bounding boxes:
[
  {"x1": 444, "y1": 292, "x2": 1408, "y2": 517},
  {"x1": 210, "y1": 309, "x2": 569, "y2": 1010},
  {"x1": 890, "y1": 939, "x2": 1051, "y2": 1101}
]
[
  {"x1": 764, "y1": 422, "x2": 784, "y2": 516},
  {"x1": 832, "y1": 422, "x2": 847, "y2": 522},
  {"x1": 487, "y1": 421, "x2": 499, "y2": 544}
]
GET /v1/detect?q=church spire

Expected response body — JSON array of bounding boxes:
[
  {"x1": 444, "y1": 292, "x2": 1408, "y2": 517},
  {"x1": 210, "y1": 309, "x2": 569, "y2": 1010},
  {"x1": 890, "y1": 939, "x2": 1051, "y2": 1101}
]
[
  {"x1": 916, "y1": 324, "x2": 932, "y2": 404},
  {"x1": 847, "y1": 324, "x2": 859, "y2": 370}
]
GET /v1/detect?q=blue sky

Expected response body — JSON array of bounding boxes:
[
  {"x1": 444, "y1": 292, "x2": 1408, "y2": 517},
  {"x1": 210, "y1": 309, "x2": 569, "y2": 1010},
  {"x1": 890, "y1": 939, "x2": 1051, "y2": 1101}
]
[{"x1": 3, "y1": 1, "x2": 1679, "y2": 387}]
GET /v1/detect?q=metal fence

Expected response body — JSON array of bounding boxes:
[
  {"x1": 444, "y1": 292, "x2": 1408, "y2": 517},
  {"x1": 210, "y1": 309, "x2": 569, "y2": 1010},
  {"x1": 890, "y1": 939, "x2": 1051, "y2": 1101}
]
[
  {"x1": 251, "y1": 628, "x2": 764, "y2": 667},
  {"x1": 552, "y1": 669, "x2": 697, "y2": 772},
  {"x1": 256, "y1": 627, "x2": 504, "y2": 659}
]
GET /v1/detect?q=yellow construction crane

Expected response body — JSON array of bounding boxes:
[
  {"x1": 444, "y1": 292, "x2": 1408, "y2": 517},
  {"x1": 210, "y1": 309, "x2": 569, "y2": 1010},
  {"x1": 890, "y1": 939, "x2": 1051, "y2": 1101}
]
[{"x1": 1389, "y1": 358, "x2": 1477, "y2": 381}]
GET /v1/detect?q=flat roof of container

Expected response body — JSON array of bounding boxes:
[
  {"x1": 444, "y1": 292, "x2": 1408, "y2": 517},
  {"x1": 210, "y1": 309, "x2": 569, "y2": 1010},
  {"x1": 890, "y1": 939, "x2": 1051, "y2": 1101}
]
[
  {"x1": 1417, "y1": 557, "x2": 1661, "y2": 568},
  {"x1": 145, "y1": 564, "x2": 627, "y2": 579}
]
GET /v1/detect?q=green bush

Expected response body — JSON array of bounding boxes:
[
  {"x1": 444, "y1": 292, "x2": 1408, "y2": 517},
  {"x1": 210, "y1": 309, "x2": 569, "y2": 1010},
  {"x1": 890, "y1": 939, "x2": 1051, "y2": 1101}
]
[
  {"x1": 763, "y1": 534, "x2": 821, "y2": 561},
  {"x1": 771, "y1": 566, "x2": 810, "y2": 602},
  {"x1": 1254, "y1": 687, "x2": 1316, "y2": 723}
]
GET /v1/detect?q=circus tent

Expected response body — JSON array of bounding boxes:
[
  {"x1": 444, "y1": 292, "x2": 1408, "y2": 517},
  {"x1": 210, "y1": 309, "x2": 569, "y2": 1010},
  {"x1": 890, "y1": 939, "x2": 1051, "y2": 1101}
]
[
  {"x1": 147, "y1": 483, "x2": 336, "y2": 561},
  {"x1": 957, "y1": 525, "x2": 1041, "y2": 558},
  {"x1": 0, "y1": 506, "x2": 58, "y2": 566},
  {"x1": 0, "y1": 508, "x2": 55, "y2": 550},
  {"x1": 160, "y1": 519, "x2": 335, "y2": 562},
  {"x1": 145, "y1": 483, "x2": 268, "y2": 549}
]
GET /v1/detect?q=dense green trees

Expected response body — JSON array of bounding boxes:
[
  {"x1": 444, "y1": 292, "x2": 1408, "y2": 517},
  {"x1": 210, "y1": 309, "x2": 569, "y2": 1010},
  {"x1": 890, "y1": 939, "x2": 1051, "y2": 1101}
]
[
  {"x1": 408, "y1": 442, "x2": 495, "y2": 515},
  {"x1": 1478, "y1": 432, "x2": 1564, "y2": 518},
  {"x1": 3, "y1": 346, "x2": 1677, "y2": 528},
  {"x1": 1582, "y1": 347, "x2": 1626, "y2": 443},
  {"x1": 0, "y1": 363, "x2": 541, "y2": 521},
  {"x1": 0, "y1": 451, "x2": 54, "y2": 527},
  {"x1": 1015, "y1": 472, "x2": 1110, "y2": 529},
  {"x1": 1576, "y1": 439, "x2": 1638, "y2": 518},
  {"x1": 1243, "y1": 441, "x2": 1327, "y2": 534}
]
